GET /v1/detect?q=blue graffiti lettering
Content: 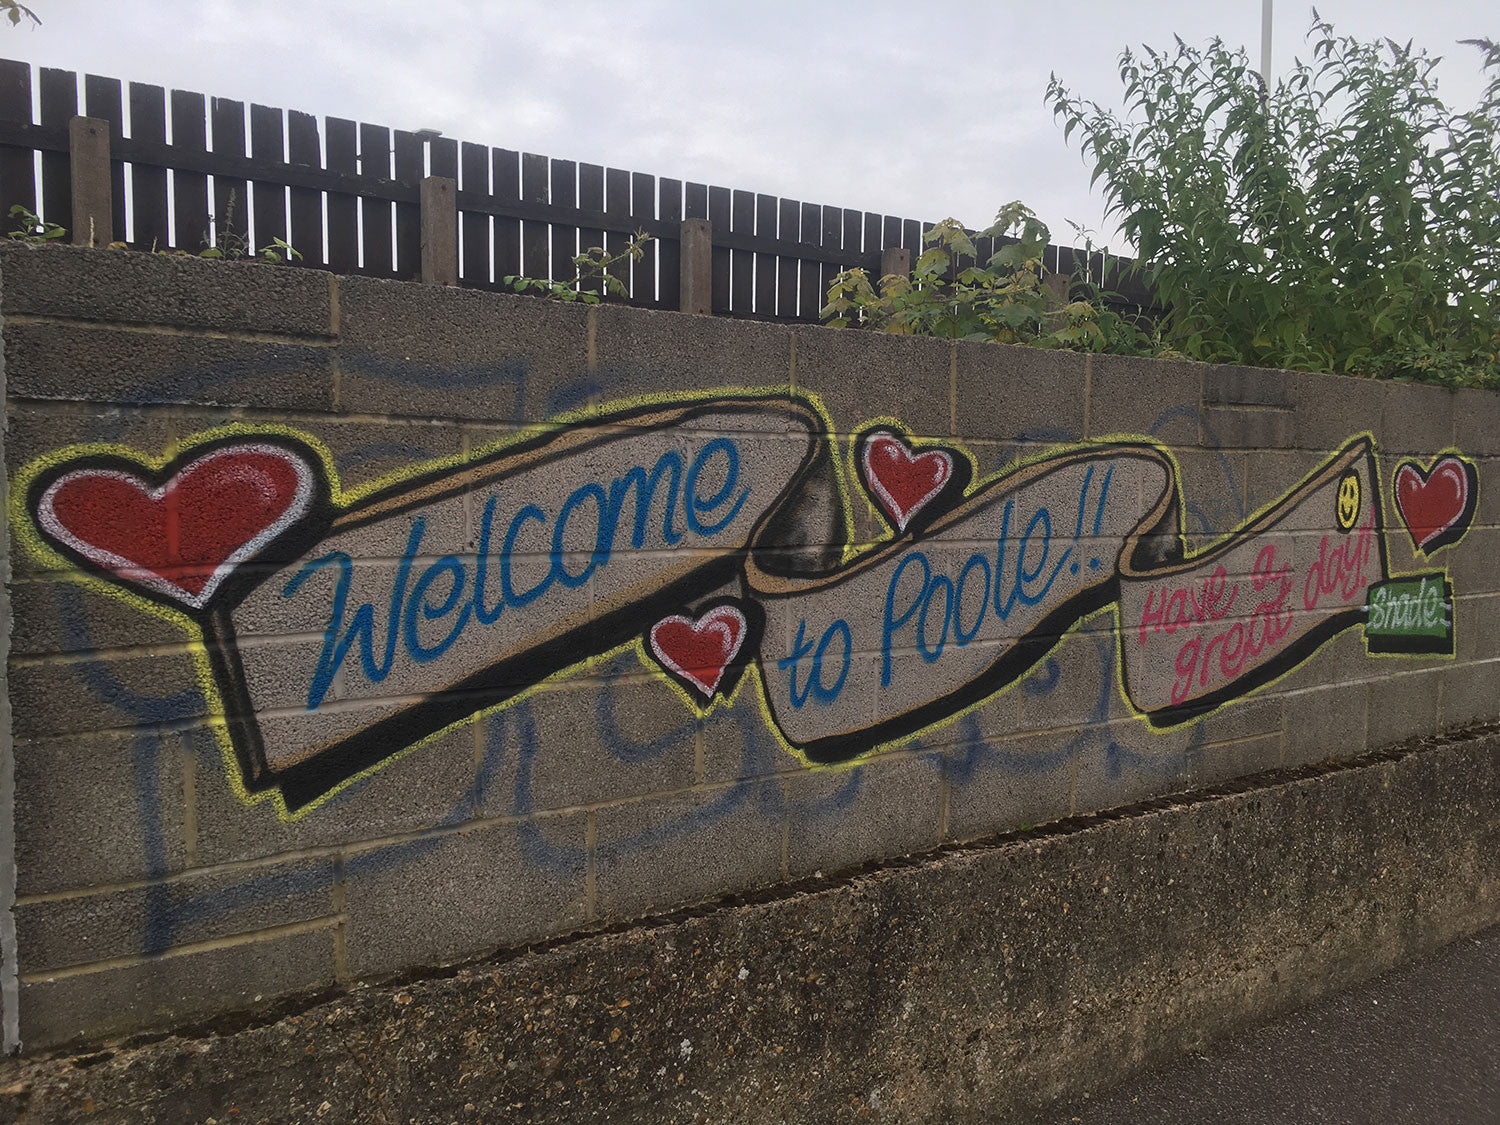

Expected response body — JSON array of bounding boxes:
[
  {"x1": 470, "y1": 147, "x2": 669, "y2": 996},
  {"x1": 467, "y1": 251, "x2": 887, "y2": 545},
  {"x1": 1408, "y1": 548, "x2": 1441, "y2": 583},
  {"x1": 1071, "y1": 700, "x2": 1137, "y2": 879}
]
[
  {"x1": 884, "y1": 474, "x2": 1103, "y2": 682},
  {"x1": 780, "y1": 618, "x2": 854, "y2": 707},
  {"x1": 287, "y1": 441, "x2": 751, "y2": 707},
  {"x1": 288, "y1": 520, "x2": 424, "y2": 709}
]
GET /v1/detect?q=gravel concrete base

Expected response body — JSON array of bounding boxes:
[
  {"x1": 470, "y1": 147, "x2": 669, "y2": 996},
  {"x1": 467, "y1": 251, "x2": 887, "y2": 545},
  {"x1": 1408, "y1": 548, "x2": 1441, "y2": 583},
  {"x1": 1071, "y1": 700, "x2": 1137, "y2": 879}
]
[{"x1": 3, "y1": 729, "x2": 1497, "y2": 1124}]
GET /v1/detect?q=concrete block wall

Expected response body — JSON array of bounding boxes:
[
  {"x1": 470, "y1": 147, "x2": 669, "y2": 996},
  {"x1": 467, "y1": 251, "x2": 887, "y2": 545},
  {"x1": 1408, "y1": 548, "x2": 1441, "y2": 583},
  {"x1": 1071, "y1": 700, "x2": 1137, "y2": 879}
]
[{"x1": 2, "y1": 243, "x2": 1496, "y2": 1052}]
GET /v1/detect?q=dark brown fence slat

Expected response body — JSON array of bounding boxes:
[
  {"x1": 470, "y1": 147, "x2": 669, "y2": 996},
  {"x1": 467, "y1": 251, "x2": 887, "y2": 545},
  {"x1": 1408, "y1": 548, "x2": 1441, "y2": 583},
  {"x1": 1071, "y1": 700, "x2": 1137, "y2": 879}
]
[
  {"x1": 549, "y1": 157, "x2": 576, "y2": 292},
  {"x1": 576, "y1": 161, "x2": 604, "y2": 296},
  {"x1": 0, "y1": 59, "x2": 35, "y2": 225},
  {"x1": 39, "y1": 67, "x2": 76, "y2": 232},
  {"x1": 881, "y1": 215, "x2": 901, "y2": 268},
  {"x1": 84, "y1": 74, "x2": 126, "y2": 243},
  {"x1": 708, "y1": 185, "x2": 730, "y2": 314},
  {"x1": 210, "y1": 96, "x2": 247, "y2": 254},
  {"x1": 903, "y1": 218, "x2": 922, "y2": 268},
  {"x1": 1107, "y1": 258, "x2": 1156, "y2": 309},
  {"x1": 797, "y1": 201, "x2": 820, "y2": 320},
  {"x1": 287, "y1": 110, "x2": 323, "y2": 267},
  {"x1": 492, "y1": 147, "x2": 520, "y2": 282},
  {"x1": 428, "y1": 136, "x2": 457, "y2": 181},
  {"x1": 862, "y1": 212, "x2": 882, "y2": 274},
  {"x1": 325, "y1": 117, "x2": 357, "y2": 273},
  {"x1": 842, "y1": 208, "x2": 862, "y2": 256},
  {"x1": 520, "y1": 152, "x2": 548, "y2": 279},
  {"x1": 392, "y1": 130, "x2": 423, "y2": 279},
  {"x1": 730, "y1": 189, "x2": 753, "y2": 313},
  {"x1": 776, "y1": 198, "x2": 799, "y2": 319},
  {"x1": 840, "y1": 207, "x2": 861, "y2": 290},
  {"x1": 1078, "y1": 248, "x2": 1101, "y2": 290},
  {"x1": 974, "y1": 233, "x2": 995, "y2": 272},
  {"x1": 630, "y1": 170, "x2": 655, "y2": 306},
  {"x1": 359, "y1": 122, "x2": 393, "y2": 276},
  {"x1": 459, "y1": 141, "x2": 491, "y2": 287},
  {"x1": 605, "y1": 167, "x2": 630, "y2": 294},
  {"x1": 569, "y1": 163, "x2": 604, "y2": 292},
  {"x1": 754, "y1": 193, "x2": 777, "y2": 315},
  {"x1": 1094, "y1": 250, "x2": 1114, "y2": 290},
  {"x1": 1052, "y1": 244, "x2": 1082, "y2": 290},
  {"x1": 249, "y1": 104, "x2": 286, "y2": 253},
  {"x1": 819, "y1": 205, "x2": 842, "y2": 317},
  {"x1": 128, "y1": 83, "x2": 169, "y2": 251},
  {"x1": 169, "y1": 89, "x2": 207, "y2": 253},
  {"x1": 657, "y1": 176, "x2": 681, "y2": 309}
]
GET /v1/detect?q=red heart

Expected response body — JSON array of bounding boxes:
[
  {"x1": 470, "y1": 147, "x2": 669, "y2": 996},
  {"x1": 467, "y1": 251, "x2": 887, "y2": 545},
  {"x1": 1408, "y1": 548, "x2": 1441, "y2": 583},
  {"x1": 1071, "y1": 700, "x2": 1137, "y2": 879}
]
[
  {"x1": 649, "y1": 605, "x2": 748, "y2": 699},
  {"x1": 1394, "y1": 455, "x2": 1477, "y2": 554},
  {"x1": 36, "y1": 443, "x2": 315, "y2": 608},
  {"x1": 861, "y1": 431, "x2": 954, "y2": 532}
]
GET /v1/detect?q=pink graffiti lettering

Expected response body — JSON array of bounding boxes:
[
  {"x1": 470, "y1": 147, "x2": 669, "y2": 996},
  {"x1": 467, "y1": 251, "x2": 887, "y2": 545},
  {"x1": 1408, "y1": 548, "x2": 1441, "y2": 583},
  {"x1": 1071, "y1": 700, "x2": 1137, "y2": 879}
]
[
  {"x1": 1170, "y1": 544, "x2": 1293, "y2": 706},
  {"x1": 1137, "y1": 565, "x2": 1238, "y2": 647},
  {"x1": 1303, "y1": 514, "x2": 1375, "y2": 611}
]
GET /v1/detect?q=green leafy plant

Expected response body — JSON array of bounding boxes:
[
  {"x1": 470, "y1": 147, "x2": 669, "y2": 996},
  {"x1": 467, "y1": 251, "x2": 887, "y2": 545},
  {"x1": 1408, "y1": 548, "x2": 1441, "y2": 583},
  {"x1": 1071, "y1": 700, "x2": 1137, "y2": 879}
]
[
  {"x1": 254, "y1": 236, "x2": 302, "y2": 264},
  {"x1": 197, "y1": 194, "x2": 300, "y2": 263},
  {"x1": 7, "y1": 204, "x2": 65, "y2": 243},
  {"x1": 821, "y1": 202, "x2": 1148, "y2": 353},
  {"x1": 199, "y1": 189, "x2": 250, "y2": 261},
  {"x1": 505, "y1": 230, "x2": 654, "y2": 304},
  {"x1": 1, "y1": 2, "x2": 39, "y2": 29},
  {"x1": 1047, "y1": 16, "x2": 1500, "y2": 388}
]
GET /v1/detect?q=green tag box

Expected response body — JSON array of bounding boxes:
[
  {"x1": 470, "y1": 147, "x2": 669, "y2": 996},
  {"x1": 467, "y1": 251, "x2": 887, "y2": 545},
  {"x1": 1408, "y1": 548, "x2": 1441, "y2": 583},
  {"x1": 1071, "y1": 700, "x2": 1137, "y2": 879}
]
[{"x1": 1365, "y1": 573, "x2": 1454, "y2": 656}]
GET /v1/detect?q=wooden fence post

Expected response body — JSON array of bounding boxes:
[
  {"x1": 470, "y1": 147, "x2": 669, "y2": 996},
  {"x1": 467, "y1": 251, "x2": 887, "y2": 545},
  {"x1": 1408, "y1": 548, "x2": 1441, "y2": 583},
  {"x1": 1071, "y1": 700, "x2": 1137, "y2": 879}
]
[
  {"x1": 880, "y1": 246, "x2": 910, "y2": 280},
  {"x1": 679, "y1": 217, "x2": 713, "y2": 314},
  {"x1": 1044, "y1": 271, "x2": 1070, "y2": 308},
  {"x1": 69, "y1": 116, "x2": 112, "y2": 247},
  {"x1": 420, "y1": 175, "x2": 458, "y2": 285}
]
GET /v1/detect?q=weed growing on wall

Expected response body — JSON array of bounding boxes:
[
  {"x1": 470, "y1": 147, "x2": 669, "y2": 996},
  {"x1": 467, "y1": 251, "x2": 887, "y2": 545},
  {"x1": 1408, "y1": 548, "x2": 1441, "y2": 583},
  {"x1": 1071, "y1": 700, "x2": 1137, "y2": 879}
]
[
  {"x1": 1047, "y1": 16, "x2": 1500, "y2": 389},
  {"x1": 821, "y1": 202, "x2": 1148, "y2": 353},
  {"x1": 505, "y1": 230, "x2": 654, "y2": 304},
  {"x1": 7, "y1": 204, "x2": 65, "y2": 242}
]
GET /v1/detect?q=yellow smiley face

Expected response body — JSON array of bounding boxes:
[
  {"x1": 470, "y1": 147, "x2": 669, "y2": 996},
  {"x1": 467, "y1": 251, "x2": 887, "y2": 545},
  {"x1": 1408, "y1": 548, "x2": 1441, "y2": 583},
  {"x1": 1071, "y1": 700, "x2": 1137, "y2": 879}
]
[{"x1": 1336, "y1": 469, "x2": 1362, "y2": 532}]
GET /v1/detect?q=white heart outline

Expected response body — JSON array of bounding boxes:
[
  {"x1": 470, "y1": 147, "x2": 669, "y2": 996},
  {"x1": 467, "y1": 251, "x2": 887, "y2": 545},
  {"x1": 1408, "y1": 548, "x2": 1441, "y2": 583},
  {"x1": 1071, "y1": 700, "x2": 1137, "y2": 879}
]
[
  {"x1": 648, "y1": 604, "x2": 749, "y2": 698},
  {"x1": 36, "y1": 442, "x2": 317, "y2": 610},
  {"x1": 860, "y1": 430, "x2": 953, "y2": 532},
  {"x1": 1395, "y1": 457, "x2": 1471, "y2": 551}
]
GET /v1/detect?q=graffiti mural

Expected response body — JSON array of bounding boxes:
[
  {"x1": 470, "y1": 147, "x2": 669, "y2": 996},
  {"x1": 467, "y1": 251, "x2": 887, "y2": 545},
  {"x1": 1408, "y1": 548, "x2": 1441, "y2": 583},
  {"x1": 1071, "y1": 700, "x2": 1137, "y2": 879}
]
[{"x1": 12, "y1": 390, "x2": 1472, "y2": 817}]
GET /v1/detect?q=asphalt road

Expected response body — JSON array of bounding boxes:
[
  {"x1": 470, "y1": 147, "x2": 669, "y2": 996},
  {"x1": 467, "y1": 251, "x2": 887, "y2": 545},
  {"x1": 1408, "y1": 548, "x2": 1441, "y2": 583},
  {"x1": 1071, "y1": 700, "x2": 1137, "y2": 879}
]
[{"x1": 1045, "y1": 924, "x2": 1500, "y2": 1125}]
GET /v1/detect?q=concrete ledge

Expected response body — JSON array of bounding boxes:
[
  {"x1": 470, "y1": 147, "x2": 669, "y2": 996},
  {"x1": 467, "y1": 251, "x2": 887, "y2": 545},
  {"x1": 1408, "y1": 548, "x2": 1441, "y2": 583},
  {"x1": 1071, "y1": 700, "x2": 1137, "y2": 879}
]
[
  {"x1": 0, "y1": 243, "x2": 333, "y2": 338},
  {"x1": 3, "y1": 729, "x2": 1497, "y2": 1124}
]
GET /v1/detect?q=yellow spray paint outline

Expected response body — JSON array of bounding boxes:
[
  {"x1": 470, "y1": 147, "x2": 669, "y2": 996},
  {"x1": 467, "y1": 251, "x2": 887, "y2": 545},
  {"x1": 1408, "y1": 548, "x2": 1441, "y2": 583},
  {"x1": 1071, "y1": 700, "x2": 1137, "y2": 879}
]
[{"x1": 11, "y1": 394, "x2": 1466, "y2": 812}]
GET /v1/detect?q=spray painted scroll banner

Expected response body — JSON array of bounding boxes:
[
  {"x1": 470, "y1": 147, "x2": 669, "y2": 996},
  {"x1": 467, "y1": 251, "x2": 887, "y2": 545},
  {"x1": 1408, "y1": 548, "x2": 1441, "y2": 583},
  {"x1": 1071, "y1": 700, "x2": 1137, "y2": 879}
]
[
  {"x1": 19, "y1": 391, "x2": 1403, "y2": 814},
  {"x1": 752, "y1": 434, "x2": 1388, "y2": 760}
]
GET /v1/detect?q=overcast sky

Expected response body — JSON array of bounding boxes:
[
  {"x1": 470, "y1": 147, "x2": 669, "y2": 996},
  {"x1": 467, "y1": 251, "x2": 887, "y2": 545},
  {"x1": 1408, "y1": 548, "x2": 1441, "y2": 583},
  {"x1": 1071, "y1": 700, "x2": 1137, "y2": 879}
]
[{"x1": 8, "y1": 1, "x2": 1497, "y2": 251}]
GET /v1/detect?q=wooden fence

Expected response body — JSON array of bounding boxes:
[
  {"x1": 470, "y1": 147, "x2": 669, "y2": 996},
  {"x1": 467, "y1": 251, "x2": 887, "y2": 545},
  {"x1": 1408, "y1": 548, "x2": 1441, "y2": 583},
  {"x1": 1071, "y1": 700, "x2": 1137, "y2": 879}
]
[{"x1": 0, "y1": 59, "x2": 1155, "y2": 319}]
